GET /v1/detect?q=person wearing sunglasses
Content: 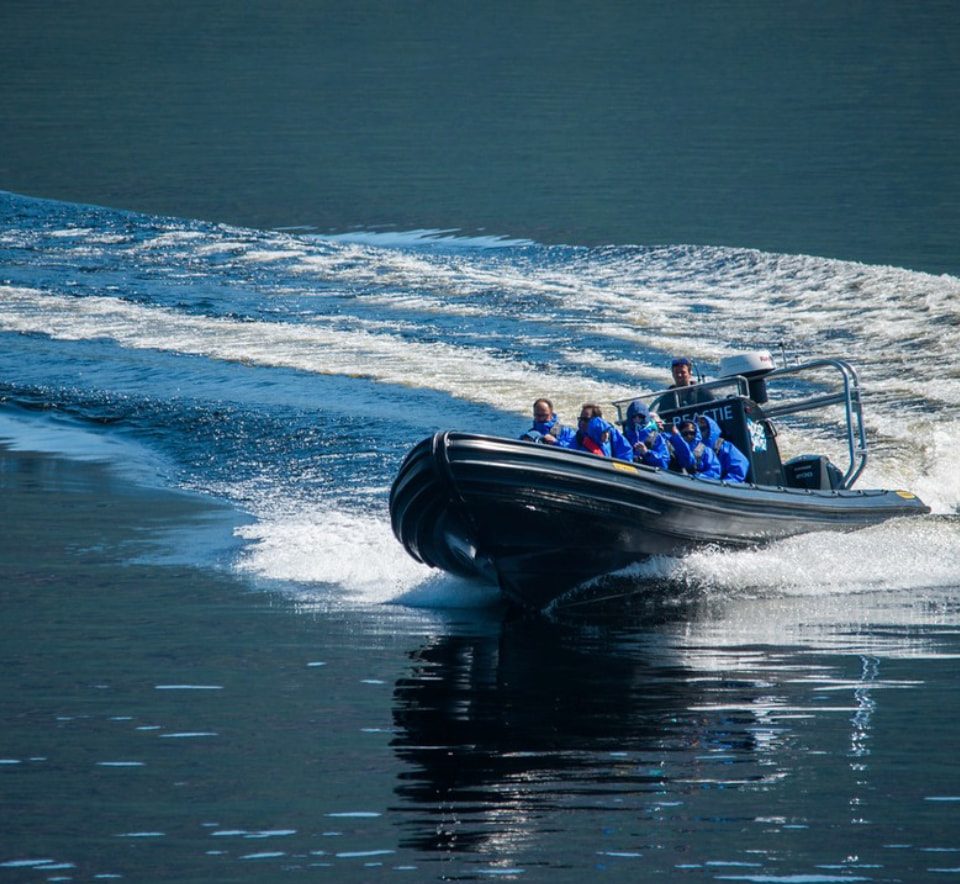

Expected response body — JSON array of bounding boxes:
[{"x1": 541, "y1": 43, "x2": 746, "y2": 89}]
[
  {"x1": 519, "y1": 398, "x2": 577, "y2": 447},
  {"x1": 623, "y1": 400, "x2": 673, "y2": 470},
  {"x1": 570, "y1": 404, "x2": 634, "y2": 461},
  {"x1": 668, "y1": 419, "x2": 722, "y2": 480}
]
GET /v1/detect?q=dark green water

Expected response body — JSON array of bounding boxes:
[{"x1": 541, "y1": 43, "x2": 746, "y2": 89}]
[{"x1": 2, "y1": 1, "x2": 959, "y2": 274}]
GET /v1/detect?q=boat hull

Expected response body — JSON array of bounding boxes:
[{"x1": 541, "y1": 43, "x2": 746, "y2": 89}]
[{"x1": 389, "y1": 432, "x2": 929, "y2": 610}]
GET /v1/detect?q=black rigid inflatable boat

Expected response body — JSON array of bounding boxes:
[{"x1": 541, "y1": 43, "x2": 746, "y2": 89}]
[{"x1": 389, "y1": 356, "x2": 929, "y2": 610}]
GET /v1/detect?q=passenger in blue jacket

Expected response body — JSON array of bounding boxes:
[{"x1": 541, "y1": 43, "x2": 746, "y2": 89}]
[
  {"x1": 669, "y1": 420, "x2": 721, "y2": 480},
  {"x1": 622, "y1": 400, "x2": 672, "y2": 470},
  {"x1": 571, "y1": 410, "x2": 634, "y2": 461},
  {"x1": 519, "y1": 398, "x2": 577, "y2": 447},
  {"x1": 697, "y1": 415, "x2": 750, "y2": 483}
]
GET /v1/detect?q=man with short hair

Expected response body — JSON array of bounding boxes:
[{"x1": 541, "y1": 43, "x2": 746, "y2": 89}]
[
  {"x1": 670, "y1": 356, "x2": 695, "y2": 388},
  {"x1": 652, "y1": 356, "x2": 716, "y2": 410},
  {"x1": 519, "y1": 398, "x2": 576, "y2": 446}
]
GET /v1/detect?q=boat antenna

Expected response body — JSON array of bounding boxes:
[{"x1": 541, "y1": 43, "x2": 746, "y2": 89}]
[{"x1": 777, "y1": 340, "x2": 800, "y2": 367}]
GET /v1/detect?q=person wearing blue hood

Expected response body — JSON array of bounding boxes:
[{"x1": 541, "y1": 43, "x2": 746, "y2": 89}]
[
  {"x1": 519, "y1": 398, "x2": 577, "y2": 447},
  {"x1": 623, "y1": 400, "x2": 673, "y2": 470},
  {"x1": 668, "y1": 419, "x2": 722, "y2": 479},
  {"x1": 697, "y1": 414, "x2": 750, "y2": 483},
  {"x1": 571, "y1": 404, "x2": 634, "y2": 461}
]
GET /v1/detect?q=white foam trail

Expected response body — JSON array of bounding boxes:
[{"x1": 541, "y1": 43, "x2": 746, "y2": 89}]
[
  {"x1": 314, "y1": 228, "x2": 534, "y2": 249},
  {"x1": 234, "y1": 507, "x2": 499, "y2": 609},
  {"x1": 611, "y1": 515, "x2": 960, "y2": 598},
  {"x1": 7, "y1": 281, "x2": 955, "y2": 505},
  {"x1": 0, "y1": 287, "x2": 639, "y2": 416},
  {"x1": 12, "y1": 225, "x2": 960, "y2": 413},
  {"x1": 234, "y1": 496, "x2": 959, "y2": 613},
  {"x1": 14, "y1": 222, "x2": 960, "y2": 394},
  {"x1": 283, "y1": 242, "x2": 960, "y2": 408}
]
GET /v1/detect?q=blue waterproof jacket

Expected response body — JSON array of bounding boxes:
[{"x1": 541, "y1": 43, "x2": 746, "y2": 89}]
[
  {"x1": 698, "y1": 415, "x2": 750, "y2": 483},
  {"x1": 571, "y1": 417, "x2": 634, "y2": 461},
  {"x1": 669, "y1": 423, "x2": 722, "y2": 480},
  {"x1": 519, "y1": 413, "x2": 577, "y2": 447},
  {"x1": 623, "y1": 422, "x2": 673, "y2": 470}
]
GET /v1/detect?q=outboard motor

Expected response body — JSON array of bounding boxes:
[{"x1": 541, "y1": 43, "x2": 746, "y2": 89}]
[
  {"x1": 718, "y1": 350, "x2": 776, "y2": 404},
  {"x1": 784, "y1": 454, "x2": 844, "y2": 490}
]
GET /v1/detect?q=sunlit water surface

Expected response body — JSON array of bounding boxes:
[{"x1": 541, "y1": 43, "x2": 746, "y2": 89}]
[{"x1": 1, "y1": 190, "x2": 959, "y2": 880}]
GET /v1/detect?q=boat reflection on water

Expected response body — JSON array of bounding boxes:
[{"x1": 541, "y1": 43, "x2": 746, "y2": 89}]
[
  {"x1": 389, "y1": 607, "x2": 767, "y2": 855},
  {"x1": 384, "y1": 584, "x2": 951, "y2": 876}
]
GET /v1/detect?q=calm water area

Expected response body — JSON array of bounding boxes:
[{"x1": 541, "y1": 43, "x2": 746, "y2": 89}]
[
  {"x1": 2, "y1": 2, "x2": 959, "y2": 275},
  {"x1": 2, "y1": 3, "x2": 960, "y2": 881}
]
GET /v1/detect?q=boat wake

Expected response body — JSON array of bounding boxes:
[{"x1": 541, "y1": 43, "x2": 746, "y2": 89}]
[
  {"x1": 591, "y1": 514, "x2": 960, "y2": 599},
  {"x1": 234, "y1": 507, "x2": 501, "y2": 611},
  {"x1": 231, "y1": 499, "x2": 960, "y2": 614},
  {"x1": 2, "y1": 192, "x2": 959, "y2": 612}
]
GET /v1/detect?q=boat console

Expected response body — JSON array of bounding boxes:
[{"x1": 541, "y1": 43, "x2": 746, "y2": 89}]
[{"x1": 613, "y1": 353, "x2": 867, "y2": 490}]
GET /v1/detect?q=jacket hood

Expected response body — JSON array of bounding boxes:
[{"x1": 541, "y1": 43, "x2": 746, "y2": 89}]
[
  {"x1": 699, "y1": 415, "x2": 722, "y2": 448},
  {"x1": 626, "y1": 400, "x2": 650, "y2": 422},
  {"x1": 586, "y1": 417, "x2": 613, "y2": 446},
  {"x1": 532, "y1": 414, "x2": 558, "y2": 434},
  {"x1": 679, "y1": 422, "x2": 704, "y2": 448}
]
